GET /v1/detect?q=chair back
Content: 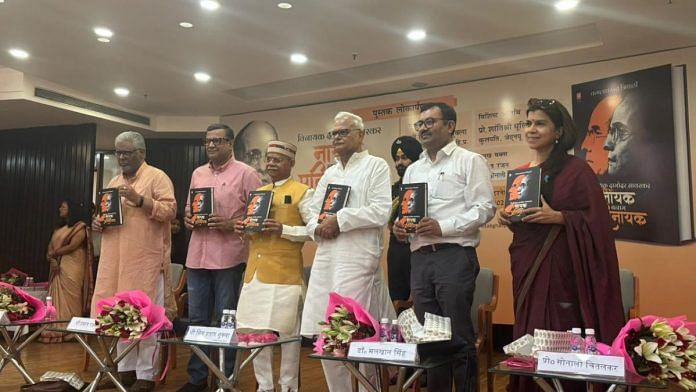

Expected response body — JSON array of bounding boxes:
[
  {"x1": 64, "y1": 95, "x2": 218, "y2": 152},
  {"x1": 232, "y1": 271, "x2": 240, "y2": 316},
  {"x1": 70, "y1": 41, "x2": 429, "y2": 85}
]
[
  {"x1": 619, "y1": 268, "x2": 635, "y2": 321},
  {"x1": 471, "y1": 268, "x2": 494, "y2": 334},
  {"x1": 170, "y1": 263, "x2": 184, "y2": 288}
]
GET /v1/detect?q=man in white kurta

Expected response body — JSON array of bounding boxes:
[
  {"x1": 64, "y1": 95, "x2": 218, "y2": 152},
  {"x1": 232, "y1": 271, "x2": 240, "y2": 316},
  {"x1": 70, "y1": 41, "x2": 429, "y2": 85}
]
[
  {"x1": 235, "y1": 141, "x2": 313, "y2": 392},
  {"x1": 301, "y1": 112, "x2": 396, "y2": 392}
]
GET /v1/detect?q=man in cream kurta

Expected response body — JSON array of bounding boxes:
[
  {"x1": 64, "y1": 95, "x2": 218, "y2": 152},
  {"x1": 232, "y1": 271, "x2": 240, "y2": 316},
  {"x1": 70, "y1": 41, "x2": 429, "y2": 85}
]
[
  {"x1": 236, "y1": 141, "x2": 313, "y2": 392},
  {"x1": 92, "y1": 131, "x2": 176, "y2": 392},
  {"x1": 301, "y1": 112, "x2": 396, "y2": 392}
]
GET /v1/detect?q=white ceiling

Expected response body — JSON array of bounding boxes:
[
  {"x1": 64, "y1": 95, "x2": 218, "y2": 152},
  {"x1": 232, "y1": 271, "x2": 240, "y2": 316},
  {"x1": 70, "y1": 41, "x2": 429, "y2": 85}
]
[{"x1": 0, "y1": 0, "x2": 695, "y2": 118}]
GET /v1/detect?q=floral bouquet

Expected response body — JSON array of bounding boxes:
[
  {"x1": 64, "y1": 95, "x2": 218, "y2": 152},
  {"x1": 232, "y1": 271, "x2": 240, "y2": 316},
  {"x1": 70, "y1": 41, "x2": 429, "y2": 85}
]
[
  {"x1": 608, "y1": 315, "x2": 696, "y2": 389},
  {"x1": 95, "y1": 290, "x2": 172, "y2": 340},
  {"x1": 0, "y1": 281, "x2": 45, "y2": 322},
  {"x1": 314, "y1": 292, "x2": 379, "y2": 357},
  {"x1": 0, "y1": 268, "x2": 27, "y2": 286}
]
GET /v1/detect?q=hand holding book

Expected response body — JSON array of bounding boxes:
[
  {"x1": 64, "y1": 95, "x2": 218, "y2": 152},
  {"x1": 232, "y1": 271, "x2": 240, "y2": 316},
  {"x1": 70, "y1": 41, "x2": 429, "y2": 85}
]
[{"x1": 518, "y1": 195, "x2": 565, "y2": 225}]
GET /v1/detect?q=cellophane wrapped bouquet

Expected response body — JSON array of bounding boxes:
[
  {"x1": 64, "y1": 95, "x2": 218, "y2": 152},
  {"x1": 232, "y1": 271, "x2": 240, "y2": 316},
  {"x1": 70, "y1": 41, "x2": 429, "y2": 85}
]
[
  {"x1": 315, "y1": 292, "x2": 379, "y2": 356},
  {"x1": 95, "y1": 290, "x2": 172, "y2": 340},
  {"x1": 0, "y1": 281, "x2": 45, "y2": 322}
]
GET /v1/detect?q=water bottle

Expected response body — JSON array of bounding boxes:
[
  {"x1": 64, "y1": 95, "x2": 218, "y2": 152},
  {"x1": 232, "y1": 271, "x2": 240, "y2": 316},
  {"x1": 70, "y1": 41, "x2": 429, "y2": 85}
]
[
  {"x1": 45, "y1": 296, "x2": 57, "y2": 321},
  {"x1": 379, "y1": 318, "x2": 391, "y2": 342},
  {"x1": 228, "y1": 310, "x2": 237, "y2": 331},
  {"x1": 390, "y1": 319, "x2": 401, "y2": 342},
  {"x1": 584, "y1": 328, "x2": 598, "y2": 355},
  {"x1": 220, "y1": 309, "x2": 230, "y2": 328},
  {"x1": 569, "y1": 327, "x2": 584, "y2": 353},
  {"x1": 25, "y1": 276, "x2": 34, "y2": 287}
]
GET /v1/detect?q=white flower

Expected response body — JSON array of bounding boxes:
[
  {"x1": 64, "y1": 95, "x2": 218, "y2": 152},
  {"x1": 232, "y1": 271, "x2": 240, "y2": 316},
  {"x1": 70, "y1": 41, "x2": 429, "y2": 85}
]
[{"x1": 635, "y1": 339, "x2": 662, "y2": 363}]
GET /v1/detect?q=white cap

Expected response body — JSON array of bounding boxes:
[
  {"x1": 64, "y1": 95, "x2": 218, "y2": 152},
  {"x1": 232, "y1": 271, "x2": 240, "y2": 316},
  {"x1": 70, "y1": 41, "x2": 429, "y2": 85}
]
[
  {"x1": 571, "y1": 327, "x2": 582, "y2": 334},
  {"x1": 381, "y1": 318, "x2": 390, "y2": 323},
  {"x1": 585, "y1": 328, "x2": 595, "y2": 335}
]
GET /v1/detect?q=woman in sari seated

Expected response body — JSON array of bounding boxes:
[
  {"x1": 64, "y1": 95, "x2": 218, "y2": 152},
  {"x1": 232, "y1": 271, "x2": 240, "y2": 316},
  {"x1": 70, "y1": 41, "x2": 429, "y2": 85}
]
[
  {"x1": 499, "y1": 99, "x2": 624, "y2": 391},
  {"x1": 40, "y1": 199, "x2": 93, "y2": 343}
]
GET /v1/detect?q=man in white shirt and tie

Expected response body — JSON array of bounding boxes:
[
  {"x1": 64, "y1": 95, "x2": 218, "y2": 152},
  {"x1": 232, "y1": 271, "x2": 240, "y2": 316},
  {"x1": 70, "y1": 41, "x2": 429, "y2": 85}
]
[{"x1": 394, "y1": 102, "x2": 496, "y2": 392}]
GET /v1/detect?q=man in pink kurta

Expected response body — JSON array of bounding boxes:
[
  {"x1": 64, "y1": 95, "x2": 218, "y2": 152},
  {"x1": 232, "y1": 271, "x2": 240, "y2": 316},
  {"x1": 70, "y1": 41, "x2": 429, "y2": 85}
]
[{"x1": 92, "y1": 131, "x2": 176, "y2": 392}]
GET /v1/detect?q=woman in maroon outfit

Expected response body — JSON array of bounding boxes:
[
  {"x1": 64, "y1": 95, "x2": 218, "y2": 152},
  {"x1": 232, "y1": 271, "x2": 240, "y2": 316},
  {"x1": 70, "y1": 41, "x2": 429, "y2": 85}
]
[{"x1": 499, "y1": 98, "x2": 625, "y2": 391}]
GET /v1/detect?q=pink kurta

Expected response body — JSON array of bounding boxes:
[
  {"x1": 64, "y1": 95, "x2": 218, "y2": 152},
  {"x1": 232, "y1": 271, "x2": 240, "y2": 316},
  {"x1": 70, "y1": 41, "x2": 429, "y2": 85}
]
[{"x1": 91, "y1": 162, "x2": 176, "y2": 316}]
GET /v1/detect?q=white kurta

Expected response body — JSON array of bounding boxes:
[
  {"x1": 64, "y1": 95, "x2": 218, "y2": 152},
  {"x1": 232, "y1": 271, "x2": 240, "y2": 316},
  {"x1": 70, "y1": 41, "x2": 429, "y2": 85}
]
[{"x1": 301, "y1": 150, "x2": 396, "y2": 336}]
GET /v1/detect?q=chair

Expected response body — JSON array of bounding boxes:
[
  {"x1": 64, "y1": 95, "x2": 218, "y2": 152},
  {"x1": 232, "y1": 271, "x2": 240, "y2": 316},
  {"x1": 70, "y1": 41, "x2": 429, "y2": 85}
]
[
  {"x1": 471, "y1": 268, "x2": 499, "y2": 392},
  {"x1": 619, "y1": 269, "x2": 639, "y2": 321}
]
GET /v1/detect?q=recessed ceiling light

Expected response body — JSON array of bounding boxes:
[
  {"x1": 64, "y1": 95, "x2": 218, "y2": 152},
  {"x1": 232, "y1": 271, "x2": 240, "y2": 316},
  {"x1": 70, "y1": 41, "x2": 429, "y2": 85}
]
[
  {"x1": 554, "y1": 0, "x2": 579, "y2": 11},
  {"x1": 200, "y1": 0, "x2": 220, "y2": 11},
  {"x1": 194, "y1": 72, "x2": 211, "y2": 82},
  {"x1": 277, "y1": 2, "x2": 292, "y2": 9},
  {"x1": 97, "y1": 37, "x2": 110, "y2": 43},
  {"x1": 407, "y1": 30, "x2": 427, "y2": 41},
  {"x1": 179, "y1": 22, "x2": 194, "y2": 28},
  {"x1": 8, "y1": 48, "x2": 29, "y2": 59},
  {"x1": 94, "y1": 27, "x2": 114, "y2": 38},
  {"x1": 290, "y1": 53, "x2": 307, "y2": 64},
  {"x1": 114, "y1": 87, "x2": 130, "y2": 97}
]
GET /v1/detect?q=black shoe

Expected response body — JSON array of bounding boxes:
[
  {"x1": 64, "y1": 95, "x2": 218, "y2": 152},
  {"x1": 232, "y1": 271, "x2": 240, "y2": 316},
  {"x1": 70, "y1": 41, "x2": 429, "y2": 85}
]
[
  {"x1": 176, "y1": 382, "x2": 208, "y2": 392},
  {"x1": 128, "y1": 380, "x2": 155, "y2": 392},
  {"x1": 96, "y1": 370, "x2": 137, "y2": 389}
]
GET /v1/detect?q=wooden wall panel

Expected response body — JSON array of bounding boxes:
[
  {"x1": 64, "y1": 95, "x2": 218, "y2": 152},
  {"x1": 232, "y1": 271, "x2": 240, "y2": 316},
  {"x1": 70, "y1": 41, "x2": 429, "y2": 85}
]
[{"x1": 0, "y1": 124, "x2": 96, "y2": 280}]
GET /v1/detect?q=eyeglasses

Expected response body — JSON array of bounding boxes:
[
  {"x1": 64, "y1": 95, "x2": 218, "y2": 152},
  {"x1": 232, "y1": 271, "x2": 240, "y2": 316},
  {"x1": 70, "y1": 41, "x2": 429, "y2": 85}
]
[
  {"x1": 527, "y1": 98, "x2": 557, "y2": 110},
  {"x1": 330, "y1": 128, "x2": 360, "y2": 138},
  {"x1": 115, "y1": 149, "x2": 140, "y2": 157},
  {"x1": 203, "y1": 137, "x2": 230, "y2": 146},
  {"x1": 266, "y1": 156, "x2": 289, "y2": 164},
  {"x1": 413, "y1": 117, "x2": 445, "y2": 130},
  {"x1": 608, "y1": 123, "x2": 631, "y2": 142}
]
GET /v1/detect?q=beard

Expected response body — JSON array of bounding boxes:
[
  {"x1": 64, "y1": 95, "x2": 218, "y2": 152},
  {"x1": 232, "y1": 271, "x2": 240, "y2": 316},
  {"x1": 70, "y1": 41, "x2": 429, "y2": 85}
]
[{"x1": 396, "y1": 165, "x2": 407, "y2": 177}]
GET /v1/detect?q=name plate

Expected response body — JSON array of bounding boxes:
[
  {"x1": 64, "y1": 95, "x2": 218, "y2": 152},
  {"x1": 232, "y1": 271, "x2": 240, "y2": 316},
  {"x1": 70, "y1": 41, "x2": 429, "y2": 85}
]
[
  {"x1": 184, "y1": 326, "x2": 235, "y2": 345},
  {"x1": 536, "y1": 351, "x2": 625, "y2": 378},
  {"x1": 0, "y1": 310, "x2": 10, "y2": 325},
  {"x1": 67, "y1": 317, "x2": 97, "y2": 333},
  {"x1": 348, "y1": 342, "x2": 418, "y2": 363}
]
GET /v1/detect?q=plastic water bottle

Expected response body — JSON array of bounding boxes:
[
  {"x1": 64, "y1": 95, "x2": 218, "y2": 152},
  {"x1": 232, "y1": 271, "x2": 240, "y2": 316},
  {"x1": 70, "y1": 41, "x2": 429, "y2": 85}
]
[
  {"x1": 390, "y1": 319, "x2": 401, "y2": 342},
  {"x1": 585, "y1": 328, "x2": 598, "y2": 355},
  {"x1": 228, "y1": 310, "x2": 237, "y2": 331},
  {"x1": 220, "y1": 309, "x2": 230, "y2": 328},
  {"x1": 45, "y1": 296, "x2": 57, "y2": 321},
  {"x1": 379, "y1": 318, "x2": 391, "y2": 342},
  {"x1": 25, "y1": 276, "x2": 34, "y2": 287},
  {"x1": 569, "y1": 327, "x2": 585, "y2": 353}
]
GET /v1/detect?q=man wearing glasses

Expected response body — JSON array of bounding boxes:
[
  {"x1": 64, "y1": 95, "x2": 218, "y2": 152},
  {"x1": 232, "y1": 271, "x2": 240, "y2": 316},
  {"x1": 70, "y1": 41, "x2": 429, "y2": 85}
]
[
  {"x1": 178, "y1": 124, "x2": 262, "y2": 392},
  {"x1": 235, "y1": 140, "x2": 313, "y2": 392},
  {"x1": 301, "y1": 112, "x2": 396, "y2": 391},
  {"x1": 91, "y1": 131, "x2": 176, "y2": 392},
  {"x1": 393, "y1": 102, "x2": 495, "y2": 392}
]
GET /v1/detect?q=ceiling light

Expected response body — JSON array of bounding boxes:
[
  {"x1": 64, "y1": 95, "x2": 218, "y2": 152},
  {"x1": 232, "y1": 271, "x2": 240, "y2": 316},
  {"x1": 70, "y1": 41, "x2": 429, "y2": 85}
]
[
  {"x1": 179, "y1": 22, "x2": 194, "y2": 28},
  {"x1": 290, "y1": 53, "x2": 307, "y2": 64},
  {"x1": 555, "y1": 0, "x2": 579, "y2": 11},
  {"x1": 8, "y1": 48, "x2": 29, "y2": 59},
  {"x1": 277, "y1": 2, "x2": 292, "y2": 9},
  {"x1": 407, "y1": 30, "x2": 426, "y2": 41},
  {"x1": 97, "y1": 37, "x2": 110, "y2": 43},
  {"x1": 194, "y1": 72, "x2": 211, "y2": 82},
  {"x1": 94, "y1": 27, "x2": 114, "y2": 38},
  {"x1": 114, "y1": 87, "x2": 130, "y2": 97},
  {"x1": 200, "y1": 0, "x2": 220, "y2": 11}
]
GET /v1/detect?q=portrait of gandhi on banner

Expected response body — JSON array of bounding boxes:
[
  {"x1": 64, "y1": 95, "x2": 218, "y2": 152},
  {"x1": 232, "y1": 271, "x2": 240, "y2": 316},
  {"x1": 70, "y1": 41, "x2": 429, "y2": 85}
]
[
  {"x1": 234, "y1": 121, "x2": 279, "y2": 184},
  {"x1": 581, "y1": 95, "x2": 621, "y2": 175}
]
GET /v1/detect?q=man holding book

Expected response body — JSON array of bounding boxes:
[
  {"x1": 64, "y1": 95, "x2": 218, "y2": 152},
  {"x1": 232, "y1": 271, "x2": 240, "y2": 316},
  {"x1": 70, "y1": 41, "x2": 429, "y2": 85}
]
[
  {"x1": 393, "y1": 102, "x2": 496, "y2": 392},
  {"x1": 301, "y1": 111, "x2": 395, "y2": 392},
  {"x1": 91, "y1": 131, "x2": 176, "y2": 392},
  {"x1": 234, "y1": 140, "x2": 313, "y2": 392},
  {"x1": 178, "y1": 124, "x2": 262, "y2": 392}
]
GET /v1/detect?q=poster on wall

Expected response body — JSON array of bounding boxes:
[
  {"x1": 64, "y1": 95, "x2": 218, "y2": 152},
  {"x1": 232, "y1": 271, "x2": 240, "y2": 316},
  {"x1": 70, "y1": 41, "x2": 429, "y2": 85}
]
[{"x1": 572, "y1": 64, "x2": 693, "y2": 244}]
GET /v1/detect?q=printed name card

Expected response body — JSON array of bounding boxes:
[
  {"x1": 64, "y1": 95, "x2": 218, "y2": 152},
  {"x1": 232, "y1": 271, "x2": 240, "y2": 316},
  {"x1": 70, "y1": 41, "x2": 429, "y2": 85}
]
[
  {"x1": 67, "y1": 317, "x2": 97, "y2": 333},
  {"x1": 184, "y1": 326, "x2": 235, "y2": 345},
  {"x1": 348, "y1": 342, "x2": 418, "y2": 363},
  {"x1": 536, "y1": 351, "x2": 625, "y2": 378},
  {"x1": 0, "y1": 310, "x2": 10, "y2": 325}
]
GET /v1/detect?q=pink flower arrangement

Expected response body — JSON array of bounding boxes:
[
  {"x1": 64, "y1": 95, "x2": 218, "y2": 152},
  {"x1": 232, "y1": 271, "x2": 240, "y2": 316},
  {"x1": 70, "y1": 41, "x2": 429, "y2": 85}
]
[
  {"x1": 610, "y1": 315, "x2": 696, "y2": 390},
  {"x1": 0, "y1": 268, "x2": 27, "y2": 286},
  {"x1": 314, "y1": 292, "x2": 379, "y2": 356},
  {"x1": 0, "y1": 282, "x2": 46, "y2": 322},
  {"x1": 95, "y1": 290, "x2": 172, "y2": 340}
]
